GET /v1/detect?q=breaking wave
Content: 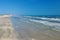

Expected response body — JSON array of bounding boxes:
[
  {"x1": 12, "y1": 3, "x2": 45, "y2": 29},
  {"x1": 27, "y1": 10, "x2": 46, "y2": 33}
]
[{"x1": 29, "y1": 17, "x2": 60, "y2": 31}]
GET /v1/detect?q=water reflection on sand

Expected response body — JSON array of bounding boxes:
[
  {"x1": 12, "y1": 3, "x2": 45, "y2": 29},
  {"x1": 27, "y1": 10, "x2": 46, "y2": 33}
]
[{"x1": 11, "y1": 17, "x2": 60, "y2": 40}]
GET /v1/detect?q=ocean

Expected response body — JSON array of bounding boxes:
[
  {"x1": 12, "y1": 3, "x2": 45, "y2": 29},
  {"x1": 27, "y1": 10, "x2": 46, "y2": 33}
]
[{"x1": 11, "y1": 15, "x2": 60, "y2": 40}]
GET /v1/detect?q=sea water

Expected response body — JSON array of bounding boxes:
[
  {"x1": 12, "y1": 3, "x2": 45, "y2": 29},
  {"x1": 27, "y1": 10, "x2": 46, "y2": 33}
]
[{"x1": 11, "y1": 15, "x2": 60, "y2": 40}]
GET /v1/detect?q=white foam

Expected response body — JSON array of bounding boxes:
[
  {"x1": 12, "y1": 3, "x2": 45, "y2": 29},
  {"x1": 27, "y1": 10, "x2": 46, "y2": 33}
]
[
  {"x1": 30, "y1": 19, "x2": 60, "y2": 27},
  {"x1": 35, "y1": 17, "x2": 60, "y2": 21},
  {"x1": 0, "y1": 15, "x2": 12, "y2": 17}
]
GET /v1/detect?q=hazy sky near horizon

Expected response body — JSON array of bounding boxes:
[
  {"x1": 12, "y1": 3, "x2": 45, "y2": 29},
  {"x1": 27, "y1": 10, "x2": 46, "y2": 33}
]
[{"x1": 0, "y1": 0, "x2": 60, "y2": 15}]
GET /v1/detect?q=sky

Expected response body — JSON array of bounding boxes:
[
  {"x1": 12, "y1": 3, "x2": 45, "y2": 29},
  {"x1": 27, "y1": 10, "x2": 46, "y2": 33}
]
[{"x1": 0, "y1": 0, "x2": 60, "y2": 15}]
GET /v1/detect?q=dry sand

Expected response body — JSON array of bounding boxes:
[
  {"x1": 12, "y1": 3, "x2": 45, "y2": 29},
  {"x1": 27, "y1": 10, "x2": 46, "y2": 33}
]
[{"x1": 0, "y1": 15, "x2": 18, "y2": 40}]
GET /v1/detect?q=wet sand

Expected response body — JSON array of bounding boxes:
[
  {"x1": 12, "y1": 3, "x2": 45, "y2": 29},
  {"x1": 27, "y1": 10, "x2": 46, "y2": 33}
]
[{"x1": 12, "y1": 17, "x2": 60, "y2": 40}]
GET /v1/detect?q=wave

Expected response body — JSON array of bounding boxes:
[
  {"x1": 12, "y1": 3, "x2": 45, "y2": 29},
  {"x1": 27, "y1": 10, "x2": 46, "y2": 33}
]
[
  {"x1": 29, "y1": 19, "x2": 60, "y2": 31},
  {"x1": 30, "y1": 19, "x2": 60, "y2": 26},
  {"x1": 31, "y1": 17, "x2": 60, "y2": 21}
]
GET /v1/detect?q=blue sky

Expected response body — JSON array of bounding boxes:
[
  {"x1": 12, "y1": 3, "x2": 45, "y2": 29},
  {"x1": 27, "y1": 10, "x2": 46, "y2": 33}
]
[{"x1": 0, "y1": 0, "x2": 60, "y2": 15}]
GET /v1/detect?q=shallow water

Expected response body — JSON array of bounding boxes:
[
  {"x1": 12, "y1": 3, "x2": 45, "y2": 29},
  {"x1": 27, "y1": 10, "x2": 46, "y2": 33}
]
[{"x1": 11, "y1": 16, "x2": 60, "y2": 40}]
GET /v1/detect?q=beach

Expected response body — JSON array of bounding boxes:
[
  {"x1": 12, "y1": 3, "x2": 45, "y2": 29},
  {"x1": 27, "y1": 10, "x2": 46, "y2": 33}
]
[
  {"x1": 11, "y1": 16, "x2": 60, "y2": 40},
  {"x1": 0, "y1": 15, "x2": 18, "y2": 40},
  {"x1": 0, "y1": 15, "x2": 60, "y2": 40}
]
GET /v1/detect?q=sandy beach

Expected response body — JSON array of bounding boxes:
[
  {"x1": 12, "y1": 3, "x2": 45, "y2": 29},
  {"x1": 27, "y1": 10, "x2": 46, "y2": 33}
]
[
  {"x1": 0, "y1": 15, "x2": 18, "y2": 40},
  {"x1": 0, "y1": 15, "x2": 60, "y2": 40}
]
